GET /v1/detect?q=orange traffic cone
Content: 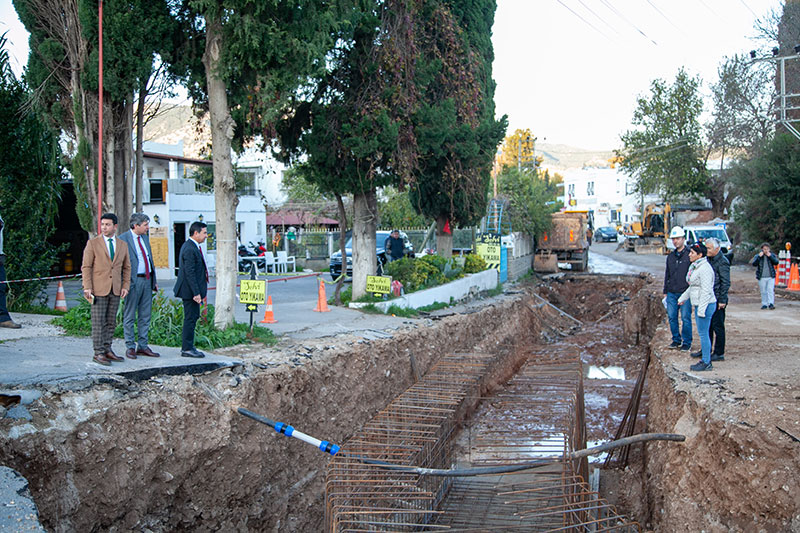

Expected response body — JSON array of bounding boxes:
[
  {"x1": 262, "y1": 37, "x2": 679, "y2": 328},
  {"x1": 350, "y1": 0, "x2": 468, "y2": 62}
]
[
  {"x1": 54, "y1": 281, "x2": 68, "y2": 312},
  {"x1": 787, "y1": 263, "x2": 800, "y2": 292},
  {"x1": 313, "y1": 277, "x2": 331, "y2": 312},
  {"x1": 260, "y1": 295, "x2": 277, "y2": 323}
]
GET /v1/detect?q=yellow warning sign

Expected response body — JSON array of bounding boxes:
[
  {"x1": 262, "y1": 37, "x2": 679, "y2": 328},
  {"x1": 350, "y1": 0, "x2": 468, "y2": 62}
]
[
  {"x1": 476, "y1": 234, "x2": 501, "y2": 270},
  {"x1": 366, "y1": 275, "x2": 392, "y2": 294},
  {"x1": 240, "y1": 280, "x2": 266, "y2": 305}
]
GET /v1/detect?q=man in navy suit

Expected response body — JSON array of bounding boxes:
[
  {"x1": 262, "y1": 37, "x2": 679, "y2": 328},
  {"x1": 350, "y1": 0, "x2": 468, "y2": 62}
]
[
  {"x1": 119, "y1": 213, "x2": 160, "y2": 359},
  {"x1": 174, "y1": 221, "x2": 208, "y2": 358}
]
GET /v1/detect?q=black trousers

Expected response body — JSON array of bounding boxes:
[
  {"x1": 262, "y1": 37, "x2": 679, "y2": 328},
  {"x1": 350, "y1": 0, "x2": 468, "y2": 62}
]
[
  {"x1": 181, "y1": 298, "x2": 200, "y2": 351},
  {"x1": 708, "y1": 306, "x2": 726, "y2": 356}
]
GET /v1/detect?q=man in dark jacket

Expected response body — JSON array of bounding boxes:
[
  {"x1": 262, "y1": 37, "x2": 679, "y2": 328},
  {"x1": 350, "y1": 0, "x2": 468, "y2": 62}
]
[
  {"x1": 663, "y1": 226, "x2": 693, "y2": 350},
  {"x1": 384, "y1": 229, "x2": 405, "y2": 263},
  {"x1": 751, "y1": 242, "x2": 779, "y2": 309},
  {"x1": 174, "y1": 221, "x2": 208, "y2": 358},
  {"x1": 692, "y1": 237, "x2": 729, "y2": 361}
]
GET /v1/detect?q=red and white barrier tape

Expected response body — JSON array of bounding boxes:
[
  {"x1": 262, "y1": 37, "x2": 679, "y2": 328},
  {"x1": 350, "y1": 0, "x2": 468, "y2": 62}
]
[{"x1": 0, "y1": 274, "x2": 82, "y2": 284}]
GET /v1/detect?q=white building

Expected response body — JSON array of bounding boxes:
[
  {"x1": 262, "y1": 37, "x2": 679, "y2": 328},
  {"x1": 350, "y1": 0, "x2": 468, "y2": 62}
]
[
  {"x1": 139, "y1": 141, "x2": 287, "y2": 279},
  {"x1": 560, "y1": 167, "x2": 659, "y2": 228}
]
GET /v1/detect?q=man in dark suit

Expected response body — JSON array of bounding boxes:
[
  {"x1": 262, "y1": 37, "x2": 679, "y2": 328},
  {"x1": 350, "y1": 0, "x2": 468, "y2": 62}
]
[
  {"x1": 119, "y1": 213, "x2": 160, "y2": 359},
  {"x1": 174, "y1": 221, "x2": 208, "y2": 358}
]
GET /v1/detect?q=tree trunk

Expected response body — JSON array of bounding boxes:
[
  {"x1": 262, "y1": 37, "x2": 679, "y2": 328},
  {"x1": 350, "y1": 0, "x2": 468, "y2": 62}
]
[
  {"x1": 351, "y1": 189, "x2": 377, "y2": 300},
  {"x1": 334, "y1": 192, "x2": 348, "y2": 305},
  {"x1": 435, "y1": 215, "x2": 453, "y2": 259},
  {"x1": 135, "y1": 85, "x2": 146, "y2": 213},
  {"x1": 122, "y1": 99, "x2": 133, "y2": 223},
  {"x1": 203, "y1": 16, "x2": 239, "y2": 329}
]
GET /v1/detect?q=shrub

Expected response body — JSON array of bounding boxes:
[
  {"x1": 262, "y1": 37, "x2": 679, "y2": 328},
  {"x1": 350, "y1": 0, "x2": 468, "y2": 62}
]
[
  {"x1": 52, "y1": 291, "x2": 277, "y2": 349},
  {"x1": 419, "y1": 254, "x2": 447, "y2": 273},
  {"x1": 464, "y1": 254, "x2": 487, "y2": 274}
]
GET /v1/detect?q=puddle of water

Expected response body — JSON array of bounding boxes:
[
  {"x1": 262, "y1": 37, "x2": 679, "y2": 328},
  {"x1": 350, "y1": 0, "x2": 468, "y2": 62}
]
[
  {"x1": 585, "y1": 439, "x2": 609, "y2": 463},
  {"x1": 584, "y1": 392, "x2": 610, "y2": 410},
  {"x1": 585, "y1": 365, "x2": 626, "y2": 380},
  {"x1": 588, "y1": 253, "x2": 642, "y2": 274}
]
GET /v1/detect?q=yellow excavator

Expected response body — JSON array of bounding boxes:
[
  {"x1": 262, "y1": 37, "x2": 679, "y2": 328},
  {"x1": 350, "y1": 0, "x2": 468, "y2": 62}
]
[{"x1": 622, "y1": 203, "x2": 671, "y2": 254}]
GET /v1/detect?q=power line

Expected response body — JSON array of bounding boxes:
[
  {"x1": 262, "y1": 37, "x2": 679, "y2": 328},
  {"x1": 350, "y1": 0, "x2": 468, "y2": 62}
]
[
  {"x1": 645, "y1": 0, "x2": 686, "y2": 36},
  {"x1": 738, "y1": 0, "x2": 757, "y2": 18},
  {"x1": 553, "y1": 0, "x2": 616, "y2": 43},
  {"x1": 597, "y1": 0, "x2": 658, "y2": 46},
  {"x1": 576, "y1": 0, "x2": 621, "y2": 36}
]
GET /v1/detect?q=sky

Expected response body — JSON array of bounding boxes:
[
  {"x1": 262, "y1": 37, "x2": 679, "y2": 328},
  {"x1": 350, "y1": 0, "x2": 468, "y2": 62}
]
[{"x1": 1, "y1": 0, "x2": 785, "y2": 151}]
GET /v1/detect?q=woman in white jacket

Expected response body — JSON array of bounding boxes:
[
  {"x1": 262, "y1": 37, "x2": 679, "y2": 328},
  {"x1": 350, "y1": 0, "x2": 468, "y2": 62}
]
[{"x1": 678, "y1": 242, "x2": 717, "y2": 371}]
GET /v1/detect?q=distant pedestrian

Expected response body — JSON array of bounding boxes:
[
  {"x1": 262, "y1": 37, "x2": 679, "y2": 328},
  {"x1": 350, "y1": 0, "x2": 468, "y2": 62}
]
[
  {"x1": 751, "y1": 243, "x2": 779, "y2": 309},
  {"x1": 678, "y1": 243, "x2": 716, "y2": 372},
  {"x1": 663, "y1": 226, "x2": 693, "y2": 351},
  {"x1": 119, "y1": 213, "x2": 160, "y2": 359},
  {"x1": 174, "y1": 221, "x2": 208, "y2": 358},
  {"x1": 691, "y1": 237, "x2": 729, "y2": 362},
  {"x1": 81, "y1": 213, "x2": 131, "y2": 366},
  {"x1": 384, "y1": 229, "x2": 404, "y2": 263},
  {"x1": 0, "y1": 209, "x2": 21, "y2": 329}
]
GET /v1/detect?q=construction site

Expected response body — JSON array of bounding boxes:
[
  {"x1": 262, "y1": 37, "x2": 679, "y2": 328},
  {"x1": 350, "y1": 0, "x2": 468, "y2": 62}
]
[{"x1": 1, "y1": 252, "x2": 799, "y2": 532}]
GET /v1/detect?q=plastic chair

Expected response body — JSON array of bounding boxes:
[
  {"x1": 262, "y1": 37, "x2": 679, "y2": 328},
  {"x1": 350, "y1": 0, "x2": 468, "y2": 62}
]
[
  {"x1": 262, "y1": 251, "x2": 278, "y2": 273},
  {"x1": 276, "y1": 251, "x2": 296, "y2": 273}
]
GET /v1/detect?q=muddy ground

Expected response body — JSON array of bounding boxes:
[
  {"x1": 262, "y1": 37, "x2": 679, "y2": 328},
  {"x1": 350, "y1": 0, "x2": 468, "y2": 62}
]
[{"x1": 1, "y1": 263, "x2": 799, "y2": 532}]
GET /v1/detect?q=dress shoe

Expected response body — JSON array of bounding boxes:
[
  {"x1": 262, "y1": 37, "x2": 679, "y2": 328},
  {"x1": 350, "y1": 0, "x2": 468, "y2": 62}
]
[
  {"x1": 125, "y1": 348, "x2": 138, "y2": 359},
  {"x1": 136, "y1": 347, "x2": 160, "y2": 357},
  {"x1": 105, "y1": 349, "x2": 124, "y2": 362},
  {"x1": 181, "y1": 349, "x2": 205, "y2": 358},
  {"x1": 690, "y1": 351, "x2": 702, "y2": 358},
  {"x1": 0, "y1": 320, "x2": 21, "y2": 329},
  {"x1": 710, "y1": 354, "x2": 725, "y2": 362},
  {"x1": 93, "y1": 354, "x2": 111, "y2": 366}
]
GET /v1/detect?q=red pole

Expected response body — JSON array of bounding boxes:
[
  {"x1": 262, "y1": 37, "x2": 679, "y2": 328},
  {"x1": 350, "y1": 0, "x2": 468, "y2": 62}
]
[{"x1": 97, "y1": 0, "x2": 104, "y2": 234}]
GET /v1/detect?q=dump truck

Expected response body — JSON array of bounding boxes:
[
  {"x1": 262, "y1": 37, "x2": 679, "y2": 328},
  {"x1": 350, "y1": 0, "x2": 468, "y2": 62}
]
[
  {"x1": 534, "y1": 211, "x2": 590, "y2": 272},
  {"x1": 622, "y1": 203, "x2": 671, "y2": 254}
]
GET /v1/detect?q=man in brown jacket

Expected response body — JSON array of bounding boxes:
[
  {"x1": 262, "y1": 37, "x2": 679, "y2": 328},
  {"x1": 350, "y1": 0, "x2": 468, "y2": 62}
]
[{"x1": 81, "y1": 213, "x2": 131, "y2": 366}]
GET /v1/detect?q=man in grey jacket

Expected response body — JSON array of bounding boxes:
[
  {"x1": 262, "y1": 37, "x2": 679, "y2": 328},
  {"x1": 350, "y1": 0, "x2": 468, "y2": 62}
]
[
  {"x1": 0, "y1": 210, "x2": 21, "y2": 328},
  {"x1": 119, "y1": 213, "x2": 160, "y2": 358}
]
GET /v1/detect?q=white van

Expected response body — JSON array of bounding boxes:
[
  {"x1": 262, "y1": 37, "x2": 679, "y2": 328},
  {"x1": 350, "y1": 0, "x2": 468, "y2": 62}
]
[{"x1": 667, "y1": 225, "x2": 734, "y2": 263}]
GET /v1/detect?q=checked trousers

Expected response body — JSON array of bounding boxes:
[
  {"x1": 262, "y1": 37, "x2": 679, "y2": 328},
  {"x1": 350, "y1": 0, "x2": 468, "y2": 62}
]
[{"x1": 92, "y1": 294, "x2": 120, "y2": 354}]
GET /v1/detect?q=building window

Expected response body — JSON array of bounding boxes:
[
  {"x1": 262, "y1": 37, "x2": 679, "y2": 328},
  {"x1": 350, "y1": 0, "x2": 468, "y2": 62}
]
[
  {"x1": 147, "y1": 167, "x2": 153, "y2": 179},
  {"x1": 587, "y1": 181, "x2": 595, "y2": 196},
  {"x1": 567, "y1": 183, "x2": 575, "y2": 196},
  {"x1": 149, "y1": 180, "x2": 164, "y2": 203}
]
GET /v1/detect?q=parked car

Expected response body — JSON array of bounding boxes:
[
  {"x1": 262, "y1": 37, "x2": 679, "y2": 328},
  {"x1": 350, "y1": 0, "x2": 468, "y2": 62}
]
[
  {"x1": 667, "y1": 225, "x2": 734, "y2": 264},
  {"x1": 329, "y1": 231, "x2": 414, "y2": 280},
  {"x1": 594, "y1": 226, "x2": 619, "y2": 242}
]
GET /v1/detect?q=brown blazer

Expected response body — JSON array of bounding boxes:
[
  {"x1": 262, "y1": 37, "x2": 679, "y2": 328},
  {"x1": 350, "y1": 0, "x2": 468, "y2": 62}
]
[{"x1": 81, "y1": 235, "x2": 131, "y2": 297}]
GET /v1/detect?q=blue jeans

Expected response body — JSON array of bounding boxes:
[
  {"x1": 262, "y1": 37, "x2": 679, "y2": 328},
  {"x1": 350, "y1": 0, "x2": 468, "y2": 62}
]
[
  {"x1": 695, "y1": 303, "x2": 716, "y2": 364},
  {"x1": 666, "y1": 292, "x2": 692, "y2": 346}
]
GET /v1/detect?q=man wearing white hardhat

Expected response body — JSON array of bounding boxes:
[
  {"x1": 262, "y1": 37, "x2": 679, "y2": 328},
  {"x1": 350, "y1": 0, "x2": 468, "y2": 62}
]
[{"x1": 663, "y1": 226, "x2": 693, "y2": 351}]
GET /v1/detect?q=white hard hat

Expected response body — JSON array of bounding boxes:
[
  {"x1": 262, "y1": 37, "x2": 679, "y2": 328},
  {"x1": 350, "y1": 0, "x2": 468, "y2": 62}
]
[{"x1": 669, "y1": 226, "x2": 685, "y2": 238}]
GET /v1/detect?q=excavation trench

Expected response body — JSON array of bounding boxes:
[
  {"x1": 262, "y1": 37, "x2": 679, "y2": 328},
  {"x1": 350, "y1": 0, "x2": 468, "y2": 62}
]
[{"x1": 0, "y1": 274, "x2": 719, "y2": 531}]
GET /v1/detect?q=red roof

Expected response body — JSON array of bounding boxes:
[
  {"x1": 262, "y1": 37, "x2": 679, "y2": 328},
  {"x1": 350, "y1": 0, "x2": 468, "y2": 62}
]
[{"x1": 265, "y1": 211, "x2": 338, "y2": 226}]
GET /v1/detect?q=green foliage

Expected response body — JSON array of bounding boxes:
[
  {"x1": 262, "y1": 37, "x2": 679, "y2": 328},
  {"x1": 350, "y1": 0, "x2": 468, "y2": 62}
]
[
  {"x1": 408, "y1": 1, "x2": 507, "y2": 229},
  {"x1": 384, "y1": 255, "x2": 447, "y2": 293},
  {"x1": 385, "y1": 304, "x2": 418, "y2": 318},
  {"x1": 463, "y1": 253, "x2": 487, "y2": 274},
  {"x1": 618, "y1": 68, "x2": 708, "y2": 202},
  {"x1": 281, "y1": 166, "x2": 331, "y2": 204},
  {"x1": 0, "y1": 35, "x2": 64, "y2": 307},
  {"x1": 379, "y1": 188, "x2": 430, "y2": 229},
  {"x1": 418, "y1": 253, "x2": 447, "y2": 273},
  {"x1": 329, "y1": 285, "x2": 352, "y2": 306},
  {"x1": 192, "y1": 162, "x2": 254, "y2": 193},
  {"x1": 731, "y1": 134, "x2": 800, "y2": 246},
  {"x1": 52, "y1": 292, "x2": 277, "y2": 349},
  {"x1": 497, "y1": 167, "x2": 560, "y2": 239}
]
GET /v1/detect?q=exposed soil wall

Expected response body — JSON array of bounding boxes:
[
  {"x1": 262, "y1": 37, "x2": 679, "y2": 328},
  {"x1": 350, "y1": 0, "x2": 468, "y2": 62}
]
[
  {"x1": 644, "y1": 328, "x2": 800, "y2": 532},
  {"x1": 0, "y1": 294, "x2": 542, "y2": 532}
]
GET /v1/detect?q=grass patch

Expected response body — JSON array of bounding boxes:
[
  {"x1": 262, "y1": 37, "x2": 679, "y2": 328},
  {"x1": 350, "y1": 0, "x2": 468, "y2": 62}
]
[
  {"x1": 385, "y1": 304, "x2": 419, "y2": 318},
  {"x1": 9, "y1": 302, "x2": 65, "y2": 316},
  {"x1": 52, "y1": 291, "x2": 277, "y2": 349},
  {"x1": 417, "y1": 300, "x2": 452, "y2": 313},
  {"x1": 485, "y1": 283, "x2": 504, "y2": 297},
  {"x1": 328, "y1": 285, "x2": 352, "y2": 306}
]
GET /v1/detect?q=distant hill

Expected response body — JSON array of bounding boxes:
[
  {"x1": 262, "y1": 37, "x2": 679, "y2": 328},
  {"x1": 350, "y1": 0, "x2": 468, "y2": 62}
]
[
  {"x1": 145, "y1": 105, "x2": 614, "y2": 171},
  {"x1": 537, "y1": 143, "x2": 615, "y2": 172},
  {"x1": 143, "y1": 104, "x2": 210, "y2": 158}
]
